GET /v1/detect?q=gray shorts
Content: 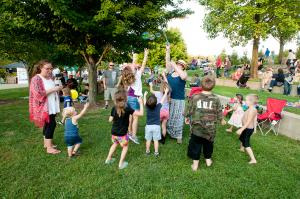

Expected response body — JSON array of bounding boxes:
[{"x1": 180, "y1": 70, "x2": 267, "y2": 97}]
[
  {"x1": 104, "y1": 87, "x2": 117, "y2": 101},
  {"x1": 145, "y1": 125, "x2": 161, "y2": 141}
]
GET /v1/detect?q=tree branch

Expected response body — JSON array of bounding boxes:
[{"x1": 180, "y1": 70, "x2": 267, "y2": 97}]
[
  {"x1": 96, "y1": 44, "x2": 112, "y2": 66},
  {"x1": 81, "y1": 51, "x2": 89, "y2": 64}
]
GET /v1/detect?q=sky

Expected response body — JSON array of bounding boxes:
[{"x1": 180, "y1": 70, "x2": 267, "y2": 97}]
[{"x1": 167, "y1": 1, "x2": 298, "y2": 57}]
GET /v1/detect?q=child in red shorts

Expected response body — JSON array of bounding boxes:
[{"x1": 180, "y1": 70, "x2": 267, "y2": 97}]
[{"x1": 105, "y1": 89, "x2": 144, "y2": 169}]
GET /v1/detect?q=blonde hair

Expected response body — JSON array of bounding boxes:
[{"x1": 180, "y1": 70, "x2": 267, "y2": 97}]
[
  {"x1": 63, "y1": 107, "x2": 76, "y2": 118},
  {"x1": 246, "y1": 94, "x2": 259, "y2": 105},
  {"x1": 62, "y1": 87, "x2": 71, "y2": 96}
]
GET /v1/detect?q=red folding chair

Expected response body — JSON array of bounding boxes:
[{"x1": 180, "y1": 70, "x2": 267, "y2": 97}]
[{"x1": 257, "y1": 98, "x2": 286, "y2": 136}]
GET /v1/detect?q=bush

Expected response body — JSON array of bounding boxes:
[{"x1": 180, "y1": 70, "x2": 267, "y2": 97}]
[
  {"x1": 230, "y1": 51, "x2": 240, "y2": 65},
  {"x1": 296, "y1": 47, "x2": 300, "y2": 59},
  {"x1": 0, "y1": 69, "x2": 7, "y2": 80}
]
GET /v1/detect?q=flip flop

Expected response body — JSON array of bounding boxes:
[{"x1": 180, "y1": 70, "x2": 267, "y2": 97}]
[
  {"x1": 47, "y1": 149, "x2": 61, "y2": 155},
  {"x1": 105, "y1": 158, "x2": 116, "y2": 165}
]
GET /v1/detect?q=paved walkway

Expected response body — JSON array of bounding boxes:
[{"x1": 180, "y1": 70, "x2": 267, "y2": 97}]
[{"x1": 0, "y1": 84, "x2": 28, "y2": 90}]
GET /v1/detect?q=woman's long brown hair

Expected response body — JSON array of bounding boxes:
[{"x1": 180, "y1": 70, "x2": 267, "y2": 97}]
[
  {"x1": 120, "y1": 67, "x2": 135, "y2": 88},
  {"x1": 114, "y1": 89, "x2": 128, "y2": 117},
  {"x1": 31, "y1": 59, "x2": 51, "y2": 77}
]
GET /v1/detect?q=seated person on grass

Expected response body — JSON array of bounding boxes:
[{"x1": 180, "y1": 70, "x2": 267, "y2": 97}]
[
  {"x1": 79, "y1": 83, "x2": 89, "y2": 103},
  {"x1": 190, "y1": 73, "x2": 201, "y2": 87},
  {"x1": 268, "y1": 68, "x2": 285, "y2": 92}
]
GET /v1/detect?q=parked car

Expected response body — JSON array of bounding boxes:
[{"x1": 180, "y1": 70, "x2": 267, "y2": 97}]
[{"x1": 200, "y1": 61, "x2": 212, "y2": 68}]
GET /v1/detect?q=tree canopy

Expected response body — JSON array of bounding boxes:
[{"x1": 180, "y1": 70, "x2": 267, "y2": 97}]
[
  {"x1": 199, "y1": 0, "x2": 300, "y2": 78},
  {"x1": 137, "y1": 28, "x2": 188, "y2": 68},
  {"x1": 0, "y1": 0, "x2": 191, "y2": 103}
]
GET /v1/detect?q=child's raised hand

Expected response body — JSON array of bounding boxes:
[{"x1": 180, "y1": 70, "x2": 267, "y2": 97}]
[
  {"x1": 144, "y1": 91, "x2": 148, "y2": 96},
  {"x1": 84, "y1": 102, "x2": 90, "y2": 109},
  {"x1": 144, "y1": 48, "x2": 149, "y2": 55},
  {"x1": 164, "y1": 87, "x2": 169, "y2": 93},
  {"x1": 166, "y1": 44, "x2": 170, "y2": 50}
]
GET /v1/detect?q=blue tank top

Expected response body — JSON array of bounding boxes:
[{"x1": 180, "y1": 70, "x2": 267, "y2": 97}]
[
  {"x1": 64, "y1": 118, "x2": 79, "y2": 137},
  {"x1": 167, "y1": 74, "x2": 186, "y2": 100}
]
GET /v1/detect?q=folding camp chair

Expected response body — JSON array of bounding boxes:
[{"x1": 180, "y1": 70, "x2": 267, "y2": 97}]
[{"x1": 257, "y1": 98, "x2": 286, "y2": 136}]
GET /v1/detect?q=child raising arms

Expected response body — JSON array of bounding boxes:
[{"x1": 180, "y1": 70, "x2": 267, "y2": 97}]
[
  {"x1": 106, "y1": 89, "x2": 144, "y2": 169},
  {"x1": 63, "y1": 103, "x2": 89, "y2": 158},
  {"x1": 236, "y1": 94, "x2": 258, "y2": 164},
  {"x1": 149, "y1": 81, "x2": 170, "y2": 144},
  {"x1": 144, "y1": 85, "x2": 169, "y2": 157}
]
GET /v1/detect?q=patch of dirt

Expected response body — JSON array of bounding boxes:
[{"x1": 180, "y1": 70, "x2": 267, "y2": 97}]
[
  {"x1": 1, "y1": 151, "x2": 14, "y2": 161},
  {"x1": 0, "y1": 100, "x2": 21, "y2": 106},
  {"x1": 2, "y1": 131, "x2": 15, "y2": 137}
]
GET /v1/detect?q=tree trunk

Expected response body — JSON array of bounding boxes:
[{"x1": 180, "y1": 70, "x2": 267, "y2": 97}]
[
  {"x1": 87, "y1": 56, "x2": 98, "y2": 105},
  {"x1": 250, "y1": 37, "x2": 260, "y2": 78},
  {"x1": 278, "y1": 37, "x2": 285, "y2": 64}
]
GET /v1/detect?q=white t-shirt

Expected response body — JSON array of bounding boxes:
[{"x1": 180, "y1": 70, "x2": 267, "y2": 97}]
[
  {"x1": 154, "y1": 91, "x2": 169, "y2": 110},
  {"x1": 132, "y1": 70, "x2": 143, "y2": 96},
  {"x1": 287, "y1": 52, "x2": 296, "y2": 60},
  {"x1": 39, "y1": 75, "x2": 60, "y2": 115}
]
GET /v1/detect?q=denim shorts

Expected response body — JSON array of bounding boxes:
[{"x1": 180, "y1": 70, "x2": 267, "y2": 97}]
[
  {"x1": 65, "y1": 136, "x2": 82, "y2": 147},
  {"x1": 127, "y1": 96, "x2": 140, "y2": 110},
  {"x1": 145, "y1": 125, "x2": 161, "y2": 141}
]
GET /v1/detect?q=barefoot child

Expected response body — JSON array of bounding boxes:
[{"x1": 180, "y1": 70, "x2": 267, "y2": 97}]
[
  {"x1": 149, "y1": 81, "x2": 170, "y2": 144},
  {"x1": 63, "y1": 103, "x2": 89, "y2": 158},
  {"x1": 105, "y1": 89, "x2": 144, "y2": 169},
  {"x1": 144, "y1": 86, "x2": 169, "y2": 157},
  {"x1": 236, "y1": 94, "x2": 258, "y2": 164},
  {"x1": 185, "y1": 76, "x2": 225, "y2": 171},
  {"x1": 226, "y1": 94, "x2": 244, "y2": 133}
]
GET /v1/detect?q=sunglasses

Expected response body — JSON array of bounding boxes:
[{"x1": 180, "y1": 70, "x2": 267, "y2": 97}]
[{"x1": 109, "y1": 65, "x2": 114, "y2": 66}]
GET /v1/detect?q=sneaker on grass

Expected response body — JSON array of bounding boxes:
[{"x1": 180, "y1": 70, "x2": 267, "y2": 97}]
[
  {"x1": 119, "y1": 161, "x2": 128, "y2": 170},
  {"x1": 105, "y1": 158, "x2": 116, "y2": 165},
  {"x1": 129, "y1": 134, "x2": 140, "y2": 144}
]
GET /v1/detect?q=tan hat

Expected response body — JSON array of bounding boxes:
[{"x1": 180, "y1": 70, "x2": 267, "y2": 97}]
[{"x1": 176, "y1": 60, "x2": 187, "y2": 68}]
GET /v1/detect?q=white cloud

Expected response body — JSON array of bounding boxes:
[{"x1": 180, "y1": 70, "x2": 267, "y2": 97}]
[{"x1": 167, "y1": 1, "x2": 298, "y2": 57}]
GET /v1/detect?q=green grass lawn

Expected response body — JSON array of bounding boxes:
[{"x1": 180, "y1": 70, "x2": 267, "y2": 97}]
[{"x1": 0, "y1": 88, "x2": 300, "y2": 198}]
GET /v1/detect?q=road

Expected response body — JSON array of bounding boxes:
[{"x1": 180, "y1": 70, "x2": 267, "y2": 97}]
[{"x1": 0, "y1": 84, "x2": 28, "y2": 90}]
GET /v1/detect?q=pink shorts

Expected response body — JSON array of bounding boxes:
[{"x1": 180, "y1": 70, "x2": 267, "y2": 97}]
[{"x1": 160, "y1": 109, "x2": 169, "y2": 121}]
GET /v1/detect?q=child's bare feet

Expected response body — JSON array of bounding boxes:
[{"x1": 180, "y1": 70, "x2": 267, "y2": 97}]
[
  {"x1": 191, "y1": 164, "x2": 198, "y2": 171},
  {"x1": 226, "y1": 129, "x2": 232, "y2": 133},
  {"x1": 205, "y1": 159, "x2": 213, "y2": 167},
  {"x1": 249, "y1": 159, "x2": 257, "y2": 164}
]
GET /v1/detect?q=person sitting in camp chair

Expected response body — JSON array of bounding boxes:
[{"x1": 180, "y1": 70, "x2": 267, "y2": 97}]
[{"x1": 78, "y1": 83, "x2": 89, "y2": 104}]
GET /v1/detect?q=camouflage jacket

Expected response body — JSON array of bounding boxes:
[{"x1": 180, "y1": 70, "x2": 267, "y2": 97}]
[{"x1": 185, "y1": 92, "x2": 223, "y2": 141}]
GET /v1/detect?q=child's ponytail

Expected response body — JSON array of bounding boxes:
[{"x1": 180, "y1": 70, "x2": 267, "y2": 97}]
[{"x1": 114, "y1": 89, "x2": 127, "y2": 117}]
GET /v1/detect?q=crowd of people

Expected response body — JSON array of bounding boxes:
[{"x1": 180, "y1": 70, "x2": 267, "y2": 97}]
[
  {"x1": 212, "y1": 49, "x2": 300, "y2": 96},
  {"x1": 29, "y1": 45, "x2": 264, "y2": 171}
]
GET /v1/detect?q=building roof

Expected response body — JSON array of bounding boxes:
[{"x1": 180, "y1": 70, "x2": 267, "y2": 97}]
[{"x1": 0, "y1": 62, "x2": 26, "y2": 69}]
